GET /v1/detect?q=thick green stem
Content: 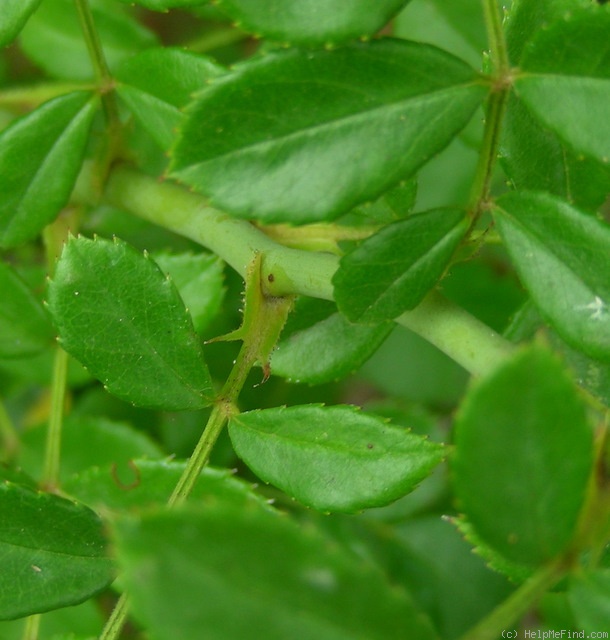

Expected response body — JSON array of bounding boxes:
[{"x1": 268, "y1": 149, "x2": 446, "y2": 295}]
[
  {"x1": 460, "y1": 560, "x2": 565, "y2": 640},
  {"x1": 397, "y1": 292, "x2": 513, "y2": 377},
  {"x1": 41, "y1": 347, "x2": 69, "y2": 492},
  {"x1": 0, "y1": 399, "x2": 19, "y2": 461},
  {"x1": 73, "y1": 163, "x2": 515, "y2": 377}
]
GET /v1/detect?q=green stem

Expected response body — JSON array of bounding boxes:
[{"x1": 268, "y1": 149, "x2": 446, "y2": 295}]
[
  {"x1": 73, "y1": 163, "x2": 515, "y2": 377},
  {"x1": 73, "y1": 0, "x2": 119, "y2": 124},
  {"x1": 73, "y1": 0, "x2": 122, "y2": 194},
  {"x1": 99, "y1": 361, "x2": 249, "y2": 640},
  {"x1": 98, "y1": 593, "x2": 130, "y2": 640},
  {"x1": 101, "y1": 259, "x2": 289, "y2": 636},
  {"x1": 467, "y1": 0, "x2": 511, "y2": 219},
  {"x1": 0, "y1": 399, "x2": 19, "y2": 461},
  {"x1": 467, "y1": 88, "x2": 509, "y2": 218},
  {"x1": 397, "y1": 292, "x2": 513, "y2": 377},
  {"x1": 41, "y1": 348, "x2": 69, "y2": 492},
  {"x1": 169, "y1": 339, "x2": 254, "y2": 506},
  {"x1": 481, "y1": 0, "x2": 509, "y2": 75},
  {"x1": 22, "y1": 615, "x2": 40, "y2": 640},
  {"x1": 187, "y1": 27, "x2": 248, "y2": 54},
  {"x1": 460, "y1": 559, "x2": 565, "y2": 640}
]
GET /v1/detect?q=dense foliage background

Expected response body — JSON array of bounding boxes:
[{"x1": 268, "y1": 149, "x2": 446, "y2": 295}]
[{"x1": 1, "y1": 0, "x2": 610, "y2": 638}]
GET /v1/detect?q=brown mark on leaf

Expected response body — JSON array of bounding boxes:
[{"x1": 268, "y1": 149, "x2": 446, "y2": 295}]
[{"x1": 111, "y1": 459, "x2": 141, "y2": 491}]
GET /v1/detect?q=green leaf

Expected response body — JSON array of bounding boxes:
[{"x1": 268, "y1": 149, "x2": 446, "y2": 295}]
[
  {"x1": 548, "y1": 333, "x2": 610, "y2": 409},
  {"x1": 270, "y1": 298, "x2": 392, "y2": 384},
  {"x1": 505, "y1": 0, "x2": 590, "y2": 64},
  {"x1": 428, "y1": 0, "x2": 487, "y2": 54},
  {"x1": 393, "y1": 516, "x2": 514, "y2": 638},
  {"x1": 0, "y1": 92, "x2": 98, "y2": 248},
  {"x1": 0, "y1": 466, "x2": 38, "y2": 489},
  {"x1": 18, "y1": 416, "x2": 163, "y2": 483},
  {"x1": 393, "y1": 0, "x2": 482, "y2": 71},
  {"x1": 341, "y1": 178, "x2": 418, "y2": 226},
  {"x1": 19, "y1": 0, "x2": 158, "y2": 81},
  {"x1": 213, "y1": 0, "x2": 412, "y2": 45},
  {"x1": 171, "y1": 39, "x2": 487, "y2": 223},
  {"x1": 113, "y1": 503, "x2": 439, "y2": 640},
  {"x1": 515, "y1": 8, "x2": 610, "y2": 166},
  {"x1": 0, "y1": 0, "x2": 42, "y2": 46},
  {"x1": 500, "y1": 93, "x2": 610, "y2": 211},
  {"x1": 116, "y1": 48, "x2": 225, "y2": 150},
  {"x1": 65, "y1": 460, "x2": 270, "y2": 512},
  {"x1": 0, "y1": 261, "x2": 54, "y2": 357},
  {"x1": 0, "y1": 482, "x2": 114, "y2": 620},
  {"x1": 452, "y1": 346, "x2": 593, "y2": 565},
  {"x1": 47, "y1": 235, "x2": 214, "y2": 410},
  {"x1": 569, "y1": 569, "x2": 610, "y2": 633},
  {"x1": 494, "y1": 191, "x2": 610, "y2": 362},
  {"x1": 452, "y1": 517, "x2": 533, "y2": 584},
  {"x1": 334, "y1": 208, "x2": 468, "y2": 323},
  {"x1": 507, "y1": 300, "x2": 610, "y2": 409},
  {"x1": 229, "y1": 405, "x2": 444, "y2": 513},
  {"x1": 152, "y1": 251, "x2": 225, "y2": 334}
]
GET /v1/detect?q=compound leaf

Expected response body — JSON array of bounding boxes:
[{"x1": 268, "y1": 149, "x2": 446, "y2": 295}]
[
  {"x1": 0, "y1": 92, "x2": 98, "y2": 248},
  {"x1": 0, "y1": 0, "x2": 42, "y2": 46},
  {"x1": 229, "y1": 405, "x2": 444, "y2": 513},
  {"x1": 452, "y1": 346, "x2": 593, "y2": 565},
  {"x1": 213, "y1": 0, "x2": 412, "y2": 45},
  {"x1": 515, "y1": 9, "x2": 610, "y2": 166},
  {"x1": 47, "y1": 235, "x2": 214, "y2": 410},
  {"x1": 0, "y1": 261, "x2": 54, "y2": 358},
  {"x1": 116, "y1": 48, "x2": 225, "y2": 150},
  {"x1": 171, "y1": 39, "x2": 487, "y2": 223},
  {"x1": 0, "y1": 482, "x2": 114, "y2": 620},
  {"x1": 334, "y1": 208, "x2": 468, "y2": 323},
  {"x1": 494, "y1": 191, "x2": 610, "y2": 362},
  {"x1": 270, "y1": 298, "x2": 392, "y2": 384},
  {"x1": 113, "y1": 503, "x2": 439, "y2": 640}
]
